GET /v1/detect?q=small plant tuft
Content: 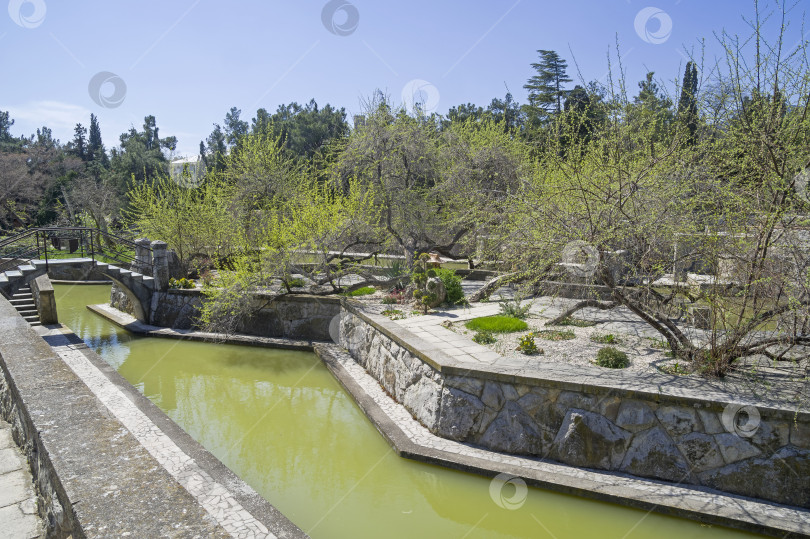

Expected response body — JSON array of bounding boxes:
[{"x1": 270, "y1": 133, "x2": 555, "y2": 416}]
[
  {"x1": 595, "y1": 347, "x2": 629, "y2": 368},
  {"x1": 382, "y1": 308, "x2": 405, "y2": 320},
  {"x1": 554, "y1": 317, "x2": 596, "y2": 327},
  {"x1": 472, "y1": 330, "x2": 497, "y2": 344},
  {"x1": 516, "y1": 333, "x2": 542, "y2": 355},
  {"x1": 590, "y1": 333, "x2": 622, "y2": 345},
  {"x1": 344, "y1": 286, "x2": 376, "y2": 297},
  {"x1": 169, "y1": 277, "x2": 195, "y2": 289},
  {"x1": 536, "y1": 328, "x2": 576, "y2": 340},
  {"x1": 499, "y1": 298, "x2": 531, "y2": 319}
]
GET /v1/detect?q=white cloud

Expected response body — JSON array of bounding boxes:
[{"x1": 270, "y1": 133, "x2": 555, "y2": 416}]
[{"x1": 7, "y1": 100, "x2": 91, "y2": 132}]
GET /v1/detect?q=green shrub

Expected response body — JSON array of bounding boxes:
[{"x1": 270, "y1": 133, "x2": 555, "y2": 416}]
[
  {"x1": 595, "y1": 347, "x2": 629, "y2": 368},
  {"x1": 499, "y1": 298, "x2": 531, "y2": 319},
  {"x1": 536, "y1": 329, "x2": 576, "y2": 340},
  {"x1": 285, "y1": 277, "x2": 305, "y2": 288},
  {"x1": 516, "y1": 333, "x2": 542, "y2": 355},
  {"x1": 472, "y1": 330, "x2": 497, "y2": 344},
  {"x1": 435, "y1": 268, "x2": 464, "y2": 304},
  {"x1": 590, "y1": 333, "x2": 622, "y2": 345},
  {"x1": 344, "y1": 286, "x2": 376, "y2": 297},
  {"x1": 465, "y1": 315, "x2": 528, "y2": 333}
]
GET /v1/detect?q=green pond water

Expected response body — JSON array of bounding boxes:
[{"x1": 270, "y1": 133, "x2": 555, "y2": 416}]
[{"x1": 54, "y1": 284, "x2": 763, "y2": 539}]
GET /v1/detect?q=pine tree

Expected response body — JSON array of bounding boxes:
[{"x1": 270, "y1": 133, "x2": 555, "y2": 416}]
[
  {"x1": 523, "y1": 50, "x2": 572, "y2": 119},
  {"x1": 677, "y1": 61, "x2": 699, "y2": 146}
]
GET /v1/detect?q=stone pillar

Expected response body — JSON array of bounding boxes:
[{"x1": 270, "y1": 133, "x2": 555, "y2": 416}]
[
  {"x1": 151, "y1": 240, "x2": 169, "y2": 291},
  {"x1": 134, "y1": 238, "x2": 152, "y2": 275}
]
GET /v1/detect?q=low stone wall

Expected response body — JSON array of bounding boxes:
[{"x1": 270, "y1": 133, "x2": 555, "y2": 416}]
[
  {"x1": 30, "y1": 274, "x2": 58, "y2": 324},
  {"x1": 116, "y1": 284, "x2": 341, "y2": 341},
  {"x1": 339, "y1": 302, "x2": 810, "y2": 509},
  {"x1": 44, "y1": 258, "x2": 110, "y2": 281}
]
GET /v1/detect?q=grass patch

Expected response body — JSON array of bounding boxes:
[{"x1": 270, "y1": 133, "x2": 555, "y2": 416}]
[
  {"x1": 536, "y1": 328, "x2": 576, "y2": 341},
  {"x1": 595, "y1": 347, "x2": 629, "y2": 368},
  {"x1": 343, "y1": 286, "x2": 376, "y2": 297},
  {"x1": 553, "y1": 317, "x2": 596, "y2": 327},
  {"x1": 590, "y1": 333, "x2": 623, "y2": 345},
  {"x1": 464, "y1": 315, "x2": 528, "y2": 333}
]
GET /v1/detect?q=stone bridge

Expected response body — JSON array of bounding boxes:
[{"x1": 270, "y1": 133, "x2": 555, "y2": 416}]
[{"x1": 0, "y1": 240, "x2": 171, "y2": 324}]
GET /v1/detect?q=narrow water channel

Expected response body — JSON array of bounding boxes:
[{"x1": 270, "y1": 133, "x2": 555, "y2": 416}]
[{"x1": 54, "y1": 284, "x2": 762, "y2": 539}]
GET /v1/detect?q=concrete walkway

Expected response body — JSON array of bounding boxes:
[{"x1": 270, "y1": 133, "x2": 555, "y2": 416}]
[{"x1": 0, "y1": 420, "x2": 43, "y2": 539}]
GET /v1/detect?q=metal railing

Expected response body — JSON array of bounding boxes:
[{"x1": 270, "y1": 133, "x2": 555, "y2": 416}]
[{"x1": 0, "y1": 227, "x2": 151, "y2": 274}]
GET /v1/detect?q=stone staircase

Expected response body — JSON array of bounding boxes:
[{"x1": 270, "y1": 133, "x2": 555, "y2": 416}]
[{"x1": 9, "y1": 285, "x2": 40, "y2": 326}]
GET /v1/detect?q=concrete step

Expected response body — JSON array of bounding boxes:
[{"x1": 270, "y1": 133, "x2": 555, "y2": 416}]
[
  {"x1": 12, "y1": 303, "x2": 36, "y2": 310},
  {"x1": 17, "y1": 265, "x2": 35, "y2": 273},
  {"x1": 22, "y1": 315, "x2": 39, "y2": 322},
  {"x1": 5, "y1": 270, "x2": 22, "y2": 279},
  {"x1": 28, "y1": 321, "x2": 41, "y2": 327},
  {"x1": 17, "y1": 309, "x2": 38, "y2": 317},
  {"x1": 9, "y1": 298, "x2": 32, "y2": 305}
]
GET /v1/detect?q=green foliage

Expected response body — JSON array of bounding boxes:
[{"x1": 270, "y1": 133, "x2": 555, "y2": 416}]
[
  {"x1": 344, "y1": 286, "x2": 376, "y2": 297},
  {"x1": 435, "y1": 268, "x2": 463, "y2": 304},
  {"x1": 381, "y1": 308, "x2": 405, "y2": 320},
  {"x1": 516, "y1": 333, "x2": 542, "y2": 355},
  {"x1": 168, "y1": 277, "x2": 195, "y2": 289},
  {"x1": 590, "y1": 333, "x2": 622, "y2": 345},
  {"x1": 285, "y1": 277, "x2": 306, "y2": 288},
  {"x1": 536, "y1": 329, "x2": 576, "y2": 341},
  {"x1": 595, "y1": 347, "x2": 629, "y2": 369},
  {"x1": 499, "y1": 298, "x2": 531, "y2": 319},
  {"x1": 465, "y1": 315, "x2": 528, "y2": 333},
  {"x1": 472, "y1": 330, "x2": 496, "y2": 344}
]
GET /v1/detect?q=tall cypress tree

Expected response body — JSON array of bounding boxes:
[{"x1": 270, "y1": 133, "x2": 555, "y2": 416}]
[
  {"x1": 523, "y1": 50, "x2": 572, "y2": 120},
  {"x1": 677, "y1": 61, "x2": 699, "y2": 146},
  {"x1": 87, "y1": 113, "x2": 108, "y2": 165}
]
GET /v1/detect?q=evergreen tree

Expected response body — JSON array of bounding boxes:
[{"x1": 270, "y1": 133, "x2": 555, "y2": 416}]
[
  {"x1": 523, "y1": 50, "x2": 572, "y2": 120},
  {"x1": 224, "y1": 107, "x2": 248, "y2": 149},
  {"x1": 677, "y1": 61, "x2": 699, "y2": 146},
  {"x1": 87, "y1": 114, "x2": 104, "y2": 163},
  {"x1": 70, "y1": 124, "x2": 88, "y2": 161}
]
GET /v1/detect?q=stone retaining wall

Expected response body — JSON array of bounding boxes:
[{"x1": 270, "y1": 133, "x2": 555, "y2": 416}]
[
  {"x1": 338, "y1": 304, "x2": 810, "y2": 509},
  {"x1": 44, "y1": 259, "x2": 110, "y2": 282},
  {"x1": 114, "y1": 284, "x2": 340, "y2": 341}
]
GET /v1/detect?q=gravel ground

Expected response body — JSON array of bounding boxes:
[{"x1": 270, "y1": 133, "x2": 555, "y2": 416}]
[{"x1": 448, "y1": 314, "x2": 677, "y2": 375}]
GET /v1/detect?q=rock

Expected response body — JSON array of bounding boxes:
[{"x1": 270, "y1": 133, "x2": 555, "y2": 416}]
[
  {"x1": 676, "y1": 432, "x2": 724, "y2": 472},
  {"x1": 615, "y1": 401, "x2": 657, "y2": 433},
  {"x1": 620, "y1": 426, "x2": 692, "y2": 482},
  {"x1": 515, "y1": 384, "x2": 532, "y2": 397},
  {"x1": 478, "y1": 408, "x2": 499, "y2": 435},
  {"x1": 714, "y1": 432, "x2": 761, "y2": 464},
  {"x1": 502, "y1": 384, "x2": 520, "y2": 402},
  {"x1": 751, "y1": 420, "x2": 790, "y2": 450},
  {"x1": 697, "y1": 409, "x2": 724, "y2": 434},
  {"x1": 551, "y1": 409, "x2": 631, "y2": 470},
  {"x1": 517, "y1": 392, "x2": 547, "y2": 418},
  {"x1": 480, "y1": 401, "x2": 545, "y2": 455},
  {"x1": 598, "y1": 395, "x2": 623, "y2": 422},
  {"x1": 655, "y1": 405, "x2": 700, "y2": 438},
  {"x1": 424, "y1": 277, "x2": 446, "y2": 308},
  {"x1": 403, "y1": 376, "x2": 443, "y2": 431},
  {"x1": 791, "y1": 421, "x2": 810, "y2": 450},
  {"x1": 552, "y1": 391, "x2": 596, "y2": 426},
  {"x1": 444, "y1": 376, "x2": 485, "y2": 397},
  {"x1": 436, "y1": 388, "x2": 484, "y2": 440},
  {"x1": 699, "y1": 446, "x2": 810, "y2": 508},
  {"x1": 481, "y1": 382, "x2": 505, "y2": 411}
]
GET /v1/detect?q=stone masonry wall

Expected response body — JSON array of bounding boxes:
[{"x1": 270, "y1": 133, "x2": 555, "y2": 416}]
[
  {"x1": 339, "y1": 310, "x2": 810, "y2": 508},
  {"x1": 115, "y1": 285, "x2": 340, "y2": 341}
]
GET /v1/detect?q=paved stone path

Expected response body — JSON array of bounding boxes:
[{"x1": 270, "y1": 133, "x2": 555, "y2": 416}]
[{"x1": 0, "y1": 420, "x2": 43, "y2": 539}]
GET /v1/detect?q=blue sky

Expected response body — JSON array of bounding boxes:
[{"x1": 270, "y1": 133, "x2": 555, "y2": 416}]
[{"x1": 1, "y1": 0, "x2": 806, "y2": 157}]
